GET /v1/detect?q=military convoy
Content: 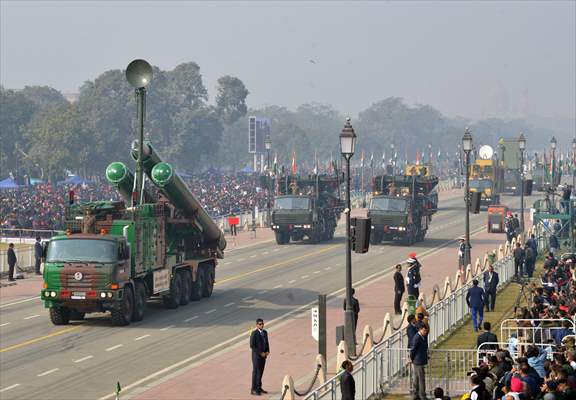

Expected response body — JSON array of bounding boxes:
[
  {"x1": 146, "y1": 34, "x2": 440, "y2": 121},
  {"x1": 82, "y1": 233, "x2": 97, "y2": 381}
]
[
  {"x1": 368, "y1": 165, "x2": 438, "y2": 245},
  {"x1": 41, "y1": 61, "x2": 225, "y2": 326},
  {"x1": 270, "y1": 174, "x2": 343, "y2": 244},
  {"x1": 469, "y1": 145, "x2": 501, "y2": 209}
]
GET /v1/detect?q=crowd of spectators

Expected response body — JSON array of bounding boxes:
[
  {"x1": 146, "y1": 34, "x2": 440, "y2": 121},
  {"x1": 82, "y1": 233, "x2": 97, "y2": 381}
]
[{"x1": 1, "y1": 173, "x2": 269, "y2": 231}]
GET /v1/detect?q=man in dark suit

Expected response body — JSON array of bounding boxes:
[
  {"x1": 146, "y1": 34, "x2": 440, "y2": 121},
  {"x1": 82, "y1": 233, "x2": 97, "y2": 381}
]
[
  {"x1": 393, "y1": 264, "x2": 405, "y2": 315},
  {"x1": 7, "y1": 243, "x2": 17, "y2": 282},
  {"x1": 477, "y1": 322, "x2": 498, "y2": 352},
  {"x1": 250, "y1": 318, "x2": 270, "y2": 396},
  {"x1": 410, "y1": 324, "x2": 429, "y2": 400},
  {"x1": 483, "y1": 265, "x2": 499, "y2": 311},
  {"x1": 34, "y1": 237, "x2": 43, "y2": 275},
  {"x1": 340, "y1": 360, "x2": 355, "y2": 400},
  {"x1": 466, "y1": 279, "x2": 485, "y2": 332}
]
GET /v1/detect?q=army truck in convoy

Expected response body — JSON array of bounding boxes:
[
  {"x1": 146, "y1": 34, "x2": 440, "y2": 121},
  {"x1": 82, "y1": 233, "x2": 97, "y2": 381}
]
[
  {"x1": 270, "y1": 174, "x2": 343, "y2": 244},
  {"x1": 497, "y1": 138, "x2": 522, "y2": 195},
  {"x1": 368, "y1": 165, "x2": 438, "y2": 245},
  {"x1": 469, "y1": 145, "x2": 501, "y2": 209},
  {"x1": 41, "y1": 60, "x2": 225, "y2": 326}
]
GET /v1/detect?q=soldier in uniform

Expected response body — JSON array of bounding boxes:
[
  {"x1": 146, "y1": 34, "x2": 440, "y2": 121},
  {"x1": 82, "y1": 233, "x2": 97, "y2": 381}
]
[{"x1": 406, "y1": 256, "x2": 422, "y2": 299}]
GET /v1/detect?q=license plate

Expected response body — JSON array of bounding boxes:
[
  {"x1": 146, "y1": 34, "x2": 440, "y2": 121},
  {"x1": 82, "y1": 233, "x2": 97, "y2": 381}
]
[{"x1": 71, "y1": 292, "x2": 86, "y2": 300}]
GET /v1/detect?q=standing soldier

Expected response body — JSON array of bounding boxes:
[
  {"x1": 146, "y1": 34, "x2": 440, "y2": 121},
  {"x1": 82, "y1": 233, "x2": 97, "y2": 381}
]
[
  {"x1": 393, "y1": 264, "x2": 405, "y2": 315},
  {"x1": 34, "y1": 237, "x2": 42, "y2": 275},
  {"x1": 406, "y1": 257, "x2": 422, "y2": 299},
  {"x1": 7, "y1": 243, "x2": 17, "y2": 282},
  {"x1": 458, "y1": 237, "x2": 466, "y2": 269}
]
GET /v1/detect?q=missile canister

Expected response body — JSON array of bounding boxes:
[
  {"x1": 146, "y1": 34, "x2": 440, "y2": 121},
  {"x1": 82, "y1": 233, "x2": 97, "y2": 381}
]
[
  {"x1": 105, "y1": 161, "x2": 154, "y2": 205},
  {"x1": 151, "y1": 162, "x2": 227, "y2": 256}
]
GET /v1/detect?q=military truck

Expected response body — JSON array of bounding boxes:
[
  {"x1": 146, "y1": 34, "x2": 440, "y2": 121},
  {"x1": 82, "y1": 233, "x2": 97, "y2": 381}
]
[
  {"x1": 368, "y1": 165, "x2": 438, "y2": 245},
  {"x1": 469, "y1": 148, "x2": 501, "y2": 208},
  {"x1": 270, "y1": 174, "x2": 343, "y2": 244},
  {"x1": 497, "y1": 138, "x2": 522, "y2": 195},
  {"x1": 41, "y1": 60, "x2": 225, "y2": 326}
]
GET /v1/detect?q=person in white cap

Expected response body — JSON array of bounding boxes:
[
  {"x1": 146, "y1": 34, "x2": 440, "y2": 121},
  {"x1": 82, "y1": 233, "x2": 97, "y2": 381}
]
[{"x1": 406, "y1": 256, "x2": 422, "y2": 298}]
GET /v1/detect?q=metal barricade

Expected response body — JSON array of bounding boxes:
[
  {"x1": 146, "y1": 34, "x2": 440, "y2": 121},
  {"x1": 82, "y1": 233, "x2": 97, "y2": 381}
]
[
  {"x1": 500, "y1": 318, "x2": 576, "y2": 345},
  {"x1": 0, "y1": 246, "x2": 34, "y2": 274}
]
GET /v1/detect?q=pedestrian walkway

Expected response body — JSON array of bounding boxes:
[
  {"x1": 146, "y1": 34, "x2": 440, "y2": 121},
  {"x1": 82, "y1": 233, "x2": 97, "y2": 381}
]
[{"x1": 129, "y1": 221, "x2": 509, "y2": 399}]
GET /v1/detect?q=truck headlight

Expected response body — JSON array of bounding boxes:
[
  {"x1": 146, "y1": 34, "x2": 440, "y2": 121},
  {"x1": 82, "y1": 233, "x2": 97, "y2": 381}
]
[
  {"x1": 50, "y1": 291, "x2": 57, "y2": 297},
  {"x1": 107, "y1": 292, "x2": 113, "y2": 298},
  {"x1": 100, "y1": 292, "x2": 107, "y2": 298}
]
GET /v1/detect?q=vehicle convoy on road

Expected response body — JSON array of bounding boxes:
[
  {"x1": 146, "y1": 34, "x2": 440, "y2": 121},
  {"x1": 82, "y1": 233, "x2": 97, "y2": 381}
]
[
  {"x1": 271, "y1": 173, "x2": 343, "y2": 244},
  {"x1": 368, "y1": 165, "x2": 438, "y2": 245},
  {"x1": 497, "y1": 137, "x2": 523, "y2": 195},
  {"x1": 41, "y1": 60, "x2": 225, "y2": 326},
  {"x1": 469, "y1": 145, "x2": 501, "y2": 209}
]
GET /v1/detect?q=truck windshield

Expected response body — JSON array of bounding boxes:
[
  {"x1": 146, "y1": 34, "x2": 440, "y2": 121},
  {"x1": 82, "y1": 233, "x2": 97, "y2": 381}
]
[
  {"x1": 274, "y1": 197, "x2": 310, "y2": 210},
  {"x1": 470, "y1": 180, "x2": 492, "y2": 190},
  {"x1": 46, "y1": 239, "x2": 117, "y2": 263},
  {"x1": 370, "y1": 197, "x2": 407, "y2": 212}
]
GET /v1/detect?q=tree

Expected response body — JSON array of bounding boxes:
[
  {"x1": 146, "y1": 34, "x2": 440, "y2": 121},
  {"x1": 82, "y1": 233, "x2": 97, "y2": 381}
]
[
  {"x1": 215, "y1": 76, "x2": 249, "y2": 125},
  {"x1": 20, "y1": 86, "x2": 68, "y2": 113}
]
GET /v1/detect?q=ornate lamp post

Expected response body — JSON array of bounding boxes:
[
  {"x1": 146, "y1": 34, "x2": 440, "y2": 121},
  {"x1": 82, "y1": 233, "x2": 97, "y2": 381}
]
[
  {"x1": 462, "y1": 128, "x2": 473, "y2": 268},
  {"x1": 519, "y1": 133, "x2": 526, "y2": 233},
  {"x1": 265, "y1": 137, "x2": 272, "y2": 227},
  {"x1": 340, "y1": 118, "x2": 357, "y2": 356}
]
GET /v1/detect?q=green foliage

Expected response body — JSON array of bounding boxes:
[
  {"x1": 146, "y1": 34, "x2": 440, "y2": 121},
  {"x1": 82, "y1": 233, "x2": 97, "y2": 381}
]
[{"x1": 216, "y1": 76, "x2": 249, "y2": 125}]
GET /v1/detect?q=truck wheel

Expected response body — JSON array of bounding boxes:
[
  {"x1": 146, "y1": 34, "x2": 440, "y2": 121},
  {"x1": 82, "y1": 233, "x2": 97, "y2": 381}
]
[
  {"x1": 275, "y1": 231, "x2": 289, "y2": 245},
  {"x1": 69, "y1": 310, "x2": 85, "y2": 320},
  {"x1": 49, "y1": 307, "x2": 70, "y2": 325},
  {"x1": 190, "y1": 268, "x2": 205, "y2": 301},
  {"x1": 131, "y1": 281, "x2": 147, "y2": 322},
  {"x1": 163, "y1": 273, "x2": 182, "y2": 309},
  {"x1": 202, "y1": 265, "x2": 215, "y2": 298},
  {"x1": 370, "y1": 232, "x2": 380, "y2": 245},
  {"x1": 179, "y1": 271, "x2": 191, "y2": 306},
  {"x1": 111, "y1": 286, "x2": 134, "y2": 326}
]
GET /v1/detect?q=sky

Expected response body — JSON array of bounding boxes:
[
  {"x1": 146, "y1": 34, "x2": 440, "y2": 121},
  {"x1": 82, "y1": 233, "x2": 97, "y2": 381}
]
[{"x1": 1, "y1": 0, "x2": 575, "y2": 121}]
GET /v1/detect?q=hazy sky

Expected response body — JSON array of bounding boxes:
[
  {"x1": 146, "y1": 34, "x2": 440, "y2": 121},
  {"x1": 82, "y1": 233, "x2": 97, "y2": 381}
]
[{"x1": 1, "y1": 0, "x2": 574, "y2": 120}]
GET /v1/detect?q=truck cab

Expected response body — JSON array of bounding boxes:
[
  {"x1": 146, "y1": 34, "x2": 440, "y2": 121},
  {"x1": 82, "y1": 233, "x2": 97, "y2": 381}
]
[
  {"x1": 368, "y1": 196, "x2": 427, "y2": 245},
  {"x1": 272, "y1": 195, "x2": 316, "y2": 244}
]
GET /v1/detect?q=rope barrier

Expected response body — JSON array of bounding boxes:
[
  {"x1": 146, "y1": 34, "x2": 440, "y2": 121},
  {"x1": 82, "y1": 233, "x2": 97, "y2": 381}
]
[
  {"x1": 293, "y1": 364, "x2": 322, "y2": 397},
  {"x1": 279, "y1": 384, "x2": 290, "y2": 400},
  {"x1": 348, "y1": 334, "x2": 370, "y2": 361}
]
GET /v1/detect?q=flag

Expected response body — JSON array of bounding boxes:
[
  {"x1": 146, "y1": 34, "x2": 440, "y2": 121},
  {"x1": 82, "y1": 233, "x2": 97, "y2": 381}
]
[
  {"x1": 115, "y1": 382, "x2": 121, "y2": 400},
  {"x1": 437, "y1": 149, "x2": 441, "y2": 163},
  {"x1": 381, "y1": 151, "x2": 386, "y2": 168},
  {"x1": 273, "y1": 152, "x2": 278, "y2": 175},
  {"x1": 328, "y1": 151, "x2": 334, "y2": 174},
  {"x1": 360, "y1": 150, "x2": 365, "y2": 169},
  {"x1": 291, "y1": 151, "x2": 297, "y2": 175},
  {"x1": 415, "y1": 150, "x2": 421, "y2": 165},
  {"x1": 370, "y1": 153, "x2": 374, "y2": 169}
]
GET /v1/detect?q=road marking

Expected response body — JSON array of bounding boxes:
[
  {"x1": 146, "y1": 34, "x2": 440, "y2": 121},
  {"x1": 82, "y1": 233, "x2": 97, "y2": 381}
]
[
  {"x1": 272, "y1": 249, "x2": 279, "y2": 252},
  {"x1": 224, "y1": 262, "x2": 232, "y2": 265},
  {"x1": 0, "y1": 323, "x2": 10, "y2": 327},
  {"x1": 0, "y1": 325, "x2": 82, "y2": 353},
  {"x1": 262, "y1": 251, "x2": 269, "y2": 255},
  {"x1": 0, "y1": 296, "x2": 39, "y2": 308},
  {"x1": 184, "y1": 316, "x2": 199, "y2": 322},
  {"x1": 313, "y1": 270, "x2": 321, "y2": 274},
  {"x1": 258, "y1": 290, "x2": 269, "y2": 294},
  {"x1": 74, "y1": 355, "x2": 93, "y2": 363},
  {"x1": 134, "y1": 334, "x2": 150, "y2": 341},
  {"x1": 160, "y1": 325, "x2": 175, "y2": 331},
  {"x1": 105, "y1": 344, "x2": 124, "y2": 352},
  {"x1": 238, "y1": 258, "x2": 246, "y2": 261},
  {"x1": 37, "y1": 368, "x2": 59, "y2": 377},
  {"x1": 224, "y1": 302, "x2": 235, "y2": 307},
  {"x1": 273, "y1": 284, "x2": 283, "y2": 289},
  {"x1": 324, "y1": 267, "x2": 331, "y2": 271},
  {"x1": 249, "y1": 255, "x2": 257, "y2": 258},
  {"x1": 24, "y1": 314, "x2": 40, "y2": 320},
  {"x1": 0, "y1": 384, "x2": 20, "y2": 393},
  {"x1": 241, "y1": 296, "x2": 253, "y2": 301},
  {"x1": 205, "y1": 309, "x2": 216, "y2": 314},
  {"x1": 301, "y1": 275, "x2": 309, "y2": 279},
  {"x1": 288, "y1": 280, "x2": 297, "y2": 284}
]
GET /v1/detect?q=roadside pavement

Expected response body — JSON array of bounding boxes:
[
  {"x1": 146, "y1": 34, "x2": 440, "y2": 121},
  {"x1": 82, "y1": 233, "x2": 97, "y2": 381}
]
[{"x1": 130, "y1": 218, "x2": 509, "y2": 399}]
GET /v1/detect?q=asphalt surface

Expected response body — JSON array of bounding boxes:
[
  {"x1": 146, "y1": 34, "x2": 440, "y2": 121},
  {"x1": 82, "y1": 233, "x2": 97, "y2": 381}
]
[{"x1": 0, "y1": 193, "x2": 534, "y2": 400}]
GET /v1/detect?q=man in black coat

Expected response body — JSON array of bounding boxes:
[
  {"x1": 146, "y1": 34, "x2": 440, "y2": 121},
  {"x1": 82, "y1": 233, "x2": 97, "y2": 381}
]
[
  {"x1": 340, "y1": 360, "x2": 355, "y2": 400},
  {"x1": 7, "y1": 243, "x2": 17, "y2": 282},
  {"x1": 410, "y1": 324, "x2": 429, "y2": 400},
  {"x1": 393, "y1": 264, "x2": 405, "y2": 315},
  {"x1": 513, "y1": 241, "x2": 525, "y2": 277},
  {"x1": 34, "y1": 237, "x2": 42, "y2": 275},
  {"x1": 477, "y1": 321, "x2": 498, "y2": 352},
  {"x1": 250, "y1": 318, "x2": 270, "y2": 396},
  {"x1": 483, "y1": 264, "x2": 499, "y2": 311}
]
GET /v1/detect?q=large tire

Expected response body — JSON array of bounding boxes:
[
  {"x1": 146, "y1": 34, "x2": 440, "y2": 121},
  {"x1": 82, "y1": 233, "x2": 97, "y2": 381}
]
[
  {"x1": 179, "y1": 271, "x2": 191, "y2": 306},
  {"x1": 69, "y1": 310, "x2": 85, "y2": 320},
  {"x1": 163, "y1": 272, "x2": 182, "y2": 309},
  {"x1": 370, "y1": 231, "x2": 380, "y2": 245},
  {"x1": 49, "y1": 307, "x2": 70, "y2": 325},
  {"x1": 202, "y1": 264, "x2": 215, "y2": 298},
  {"x1": 190, "y1": 267, "x2": 205, "y2": 301},
  {"x1": 111, "y1": 286, "x2": 134, "y2": 326},
  {"x1": 131, "y1": 281, "x2": 147, "y2": 322},
  {"x1": 275, "y1": 231, "x2": 289, "y2": 245}
]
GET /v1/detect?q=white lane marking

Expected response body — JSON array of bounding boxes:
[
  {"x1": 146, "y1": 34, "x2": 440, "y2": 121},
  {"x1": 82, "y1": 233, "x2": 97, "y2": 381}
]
[
  {"x1": 249, "y1": 255, "x2": 257, "y2": 258},
  {"x1": 258, "y1": 290, "x2": 269, "y2": 294},
  {"x1": 74, "y1": 355, "x2": 93, "y2": 363},
  {"x1": 24, "y1": 314, "x2": 40, "y2": 320},
  {"x1": 0, "y1": 384, "x2": 20, "y2": 393},
  {"x1": 205, "y1": 309, "x2": 216, "y2": 314},
  {"x1": 301, "y1": 275, "x2": 309, "y2": 279},
  {"x1": 273, "y1": 284, "x2": 283, "y2": 289},
  {"x1": 313, "y1": 270, "x2": 321, "y2": 274},
  {"x1": 288, "y1": 280, "x2": 297, "y2": 284},
  {"x1": 184, "y1": 316, "x2": 199, "y2": 322},
  {"x1": 37, "y1": 368, "x2": 59, "y2": 377},
  {"x1": 224, "y1": 262, "x2": 232, "y2": 265},
  {"x1": 262, "y1": 251, "x2": 269, "y2": 255},
  {"x1": 238, "y1": 258, "x2": 246, "y2": 261},
  {"x1": 105, "y1": 344, "x2": 124, "y2": 352},
  {"x1": 160, "y1": 325, "x2": 175, "y2": 331},
  {"x1": 0, "y1": 322, "x2": 10, "y2": 327},
  {"x1": 324, "y1": 267, "x2": 331, "y2": 271},
  {"x1": 134, "y1": 334, "x2": 150, "y2": 341},
  {"x1": 242, "y1": 296, "x2": 253, "y2": 301},
  {"x1": 224, "y1": 302, "x2": 235, "y2": 307},
  {"x1": 272, "y1": 249, "x2": 279, "y2": 252},
  {"x1": 0, "y1": 296, "x2": 39, "y2": 308}
]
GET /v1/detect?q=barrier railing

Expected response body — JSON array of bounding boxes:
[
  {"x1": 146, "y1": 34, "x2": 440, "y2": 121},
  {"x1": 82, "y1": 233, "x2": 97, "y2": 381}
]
[
  {"x1": 499, "y1": 318, "x2": 576, "y2": 345},
  {"x1": 0, "y1": 228, "x2": 58, "y2": 241},
  {"x1": 0, "y1": 246, "x2": 35, "y2": 274}
]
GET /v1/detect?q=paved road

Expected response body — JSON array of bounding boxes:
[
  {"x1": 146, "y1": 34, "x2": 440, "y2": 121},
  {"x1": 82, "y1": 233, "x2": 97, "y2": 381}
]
[{"x1": 0, "y1": 193, "x2": 533, "y2": 399}]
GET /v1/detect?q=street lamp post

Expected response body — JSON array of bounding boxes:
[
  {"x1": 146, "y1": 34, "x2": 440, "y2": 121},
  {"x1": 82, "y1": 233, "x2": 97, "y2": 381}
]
[
  {"x1": 519, "y1": 133, "x2": 526, "y2": 233},
  {"x1": 340, "y1": 118, "x2": 357, "y2": 356},
  {"x1": 462, "y1": 128, "x2": 473, "y2": 268},
  {"x1": 265, "y1": 137, "x2": 272, "y2": 227}
]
